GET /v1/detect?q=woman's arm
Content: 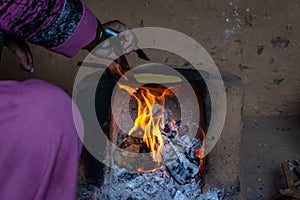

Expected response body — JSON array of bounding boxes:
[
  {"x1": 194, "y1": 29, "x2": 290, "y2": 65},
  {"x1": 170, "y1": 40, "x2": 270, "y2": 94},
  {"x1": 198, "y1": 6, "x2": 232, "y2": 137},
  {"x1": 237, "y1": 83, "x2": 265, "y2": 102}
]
[
  {"x1": 0, "y1": 0, "x2": 136, "y2": 71},
  {"x1": 0, "y1": 0, "x2": 97, "y2": 57}
]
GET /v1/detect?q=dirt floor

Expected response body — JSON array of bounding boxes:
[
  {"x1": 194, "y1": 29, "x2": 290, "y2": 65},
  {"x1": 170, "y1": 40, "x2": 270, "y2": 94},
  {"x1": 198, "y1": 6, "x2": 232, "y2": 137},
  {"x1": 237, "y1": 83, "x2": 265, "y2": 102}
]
[
  {"x1": 240, "y1": 115, "x2": 300, "y2": 200},
  {"x1": 0, "y1": 0, "x2": 299, "y2": 116},
  {"x1": 0, "y1": 0, "x2": 299, "y2": 199}
]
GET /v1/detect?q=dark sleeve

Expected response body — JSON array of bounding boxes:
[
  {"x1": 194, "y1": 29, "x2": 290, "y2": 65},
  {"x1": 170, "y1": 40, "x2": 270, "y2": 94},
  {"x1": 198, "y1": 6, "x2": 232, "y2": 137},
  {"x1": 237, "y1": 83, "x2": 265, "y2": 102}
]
[
  {"x1": 0, "y1": 0, "x2": 98, "y2": 57},
  {"x1": 28, "y1": 0, "x2": 83, "y2": 48},
  {"x1": 0, "y1": 0, "x2": 65, "y2": 39}
]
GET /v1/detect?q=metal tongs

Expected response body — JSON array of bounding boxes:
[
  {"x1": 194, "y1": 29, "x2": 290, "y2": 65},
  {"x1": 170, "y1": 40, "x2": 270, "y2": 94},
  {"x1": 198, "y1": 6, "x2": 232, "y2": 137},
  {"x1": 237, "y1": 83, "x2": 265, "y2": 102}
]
[
  {"x1": 78, "y1": 27, "x2": 150, "y2": 77},
  {"x1": 105, "y1": 28, "x2": 150, "y2": 62}
]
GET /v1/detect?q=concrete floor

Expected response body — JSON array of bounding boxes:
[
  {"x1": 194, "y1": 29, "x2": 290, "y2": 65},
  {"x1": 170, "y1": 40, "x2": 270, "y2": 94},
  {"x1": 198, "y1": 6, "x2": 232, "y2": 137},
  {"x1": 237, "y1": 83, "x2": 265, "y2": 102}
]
[{"x1": 240, "y1": 115, "x2": 300, "y2": 200}]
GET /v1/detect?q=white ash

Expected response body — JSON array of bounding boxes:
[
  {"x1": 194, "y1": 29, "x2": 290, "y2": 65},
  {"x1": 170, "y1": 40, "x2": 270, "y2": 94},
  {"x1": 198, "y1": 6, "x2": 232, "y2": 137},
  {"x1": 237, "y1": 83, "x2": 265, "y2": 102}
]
[
  {"x1": 104, "y1": 167, "x2": 201, "y2": 200},
  {"x1": 160, "y1": 117, "x2": 203, "y2": 184},
  {"x1": 161, "y1": 134, "x2": 201, "y2": 184},
  {"x1": 76, "y1": 134, "x2": 223, "y2": 200},
  {"x1": 77, "y1": 120, "x2": 224, "y2": 200},
  {"x1": 76, "y1": 168, "x2": 224, "y2": 200},
  {"x1": 77, "y1": 167, "x2": 223, "y2": 200}
]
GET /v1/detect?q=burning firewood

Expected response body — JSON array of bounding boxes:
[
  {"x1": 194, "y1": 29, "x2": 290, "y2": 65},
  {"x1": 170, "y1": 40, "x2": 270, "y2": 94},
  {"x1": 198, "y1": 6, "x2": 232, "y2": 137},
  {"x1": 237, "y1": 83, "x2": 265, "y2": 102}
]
[
  {"x1": 113, "y1": 143, "x2": 158, "y2": 171},
  {"x1": 109, "y1": 82, "x2": 205, "y2": 184},
  {"x1": 161, "y1": 121, "x2": 203, "y2": 184}
]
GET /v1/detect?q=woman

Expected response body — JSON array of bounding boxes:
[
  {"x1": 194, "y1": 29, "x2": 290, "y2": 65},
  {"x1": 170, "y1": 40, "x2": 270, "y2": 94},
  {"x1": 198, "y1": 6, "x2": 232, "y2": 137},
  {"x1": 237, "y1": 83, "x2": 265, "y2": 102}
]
[{"x1": 0, "y1": 0, "x2": 136, "y2": 199}]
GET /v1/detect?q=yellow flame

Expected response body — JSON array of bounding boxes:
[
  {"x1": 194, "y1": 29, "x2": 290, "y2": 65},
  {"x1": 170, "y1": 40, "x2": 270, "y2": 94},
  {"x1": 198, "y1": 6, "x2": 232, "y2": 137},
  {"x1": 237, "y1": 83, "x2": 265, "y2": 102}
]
[
  {"x1": 118, "y1": 84, "x2": 173, "y2": 163},
  {"x1": 118, "y1": 83, "x2": 206, "y2": 171}
]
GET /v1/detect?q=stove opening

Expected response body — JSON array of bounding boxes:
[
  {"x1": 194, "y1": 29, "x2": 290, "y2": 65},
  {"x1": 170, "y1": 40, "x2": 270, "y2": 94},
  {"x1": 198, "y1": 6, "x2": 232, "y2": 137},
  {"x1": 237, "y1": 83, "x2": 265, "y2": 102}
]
[{"x1": 76, "y1": 65, "x2": 224, "y2": 200}]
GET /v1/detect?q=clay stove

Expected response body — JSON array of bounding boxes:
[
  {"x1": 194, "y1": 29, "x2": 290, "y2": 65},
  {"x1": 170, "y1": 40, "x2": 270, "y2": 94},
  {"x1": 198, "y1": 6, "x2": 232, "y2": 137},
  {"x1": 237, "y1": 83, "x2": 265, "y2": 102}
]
[
  {"x1": 103, "y1": 83, "x2": 205, "y2": 198},
  {"x1": 76, "y1": 64, "x2": 243, "y2": 200}
]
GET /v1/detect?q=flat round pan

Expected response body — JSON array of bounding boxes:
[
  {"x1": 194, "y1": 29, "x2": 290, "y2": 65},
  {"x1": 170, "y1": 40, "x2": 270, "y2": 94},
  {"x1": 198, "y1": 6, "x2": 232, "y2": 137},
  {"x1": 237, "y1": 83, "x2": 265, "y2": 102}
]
[{"x1": 120, "y1": 64, "x2": 209, "y2": 85}]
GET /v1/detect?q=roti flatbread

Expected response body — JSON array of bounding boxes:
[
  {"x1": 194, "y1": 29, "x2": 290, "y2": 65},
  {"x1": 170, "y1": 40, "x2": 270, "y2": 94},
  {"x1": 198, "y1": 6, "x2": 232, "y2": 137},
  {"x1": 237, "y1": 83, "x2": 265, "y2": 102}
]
[{"x1": 134, "y1": 73, "x2": 182, "y2": 83}]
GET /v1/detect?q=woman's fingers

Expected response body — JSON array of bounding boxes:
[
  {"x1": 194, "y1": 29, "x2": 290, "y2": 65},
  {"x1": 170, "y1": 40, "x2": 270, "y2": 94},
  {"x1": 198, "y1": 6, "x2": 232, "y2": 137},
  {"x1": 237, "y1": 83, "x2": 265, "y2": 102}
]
[
  {"x1": 22, "y1": 41, "x2": 33, "y2": 67},
  {"x1": 4, "y1": 36, "x2": 34, "y2": 72},
  {"x1": 103, "y1": 20, "x2": 138, "y2": 55},
  {"x1": 89, "y1": 20, "x2": 138, "y2": 61},
  {"x1": 120, "y1": 31, "x2": 138, "y2": 54},
  {"x1": 18, "y1": 42, "x2": 33, "y2": 72}
]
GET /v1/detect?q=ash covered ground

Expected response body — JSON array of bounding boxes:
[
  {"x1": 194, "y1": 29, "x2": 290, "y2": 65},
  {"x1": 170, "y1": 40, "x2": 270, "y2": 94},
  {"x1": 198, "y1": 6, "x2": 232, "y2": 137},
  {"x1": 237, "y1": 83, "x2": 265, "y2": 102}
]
[
  {"x1": 77, "y1": 166, "x2": 224, "y2": 200},
  {"x1": 77, "y1": 120, "x2": 224, "y2": 200}
]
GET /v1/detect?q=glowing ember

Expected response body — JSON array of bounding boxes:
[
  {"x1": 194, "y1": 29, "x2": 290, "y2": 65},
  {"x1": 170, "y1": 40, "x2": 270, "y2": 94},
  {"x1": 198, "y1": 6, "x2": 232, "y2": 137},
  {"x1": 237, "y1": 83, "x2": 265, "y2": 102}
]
[{"x1": 197, "y1": 128, "x2": 206, "y2": 177}]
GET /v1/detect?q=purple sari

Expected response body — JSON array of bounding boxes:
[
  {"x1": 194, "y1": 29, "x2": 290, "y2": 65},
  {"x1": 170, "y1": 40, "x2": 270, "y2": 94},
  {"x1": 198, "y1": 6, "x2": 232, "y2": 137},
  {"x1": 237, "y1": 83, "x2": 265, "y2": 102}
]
[
  {"x1": 0, "y1": 0, "x2": 97, "y2": 199},
  {"x1": 0, "y1": 79, "x2": 84, "y2": 200}
]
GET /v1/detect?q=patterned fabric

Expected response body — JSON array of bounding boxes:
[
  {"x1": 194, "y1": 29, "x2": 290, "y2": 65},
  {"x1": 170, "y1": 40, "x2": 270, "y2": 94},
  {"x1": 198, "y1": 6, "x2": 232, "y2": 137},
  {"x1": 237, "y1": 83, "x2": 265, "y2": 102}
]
[
  {"x1": 0, "y1": 0, "x2": 97, "y2": 57},
  {"x1": 0, "y1": 79, "x2": 83, "y2": 200},
  {"x1": 0, "y1": 0, "x2": 65, "y2": 40},
  {"x1": 29, "y1": 0, "x2": 83, "y2": 48}
]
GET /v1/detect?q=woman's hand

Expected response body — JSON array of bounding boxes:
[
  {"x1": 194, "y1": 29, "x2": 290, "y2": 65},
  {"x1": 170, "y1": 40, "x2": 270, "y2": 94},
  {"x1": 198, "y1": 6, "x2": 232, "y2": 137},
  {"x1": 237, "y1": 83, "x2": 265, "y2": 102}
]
[
  {"x1": 4, "y1": 34, "x2": 33, "y2": 72},
  {"x1": 85, "y1": 20, "x2": 138, "y2": 60},
  {"x1": 102, "y1": 20, "x2": 138, "y2": 55}
]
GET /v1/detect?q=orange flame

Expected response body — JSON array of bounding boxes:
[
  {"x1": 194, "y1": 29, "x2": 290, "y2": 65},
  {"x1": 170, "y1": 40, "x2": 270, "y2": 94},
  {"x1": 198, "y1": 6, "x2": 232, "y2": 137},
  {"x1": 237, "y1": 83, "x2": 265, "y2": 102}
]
[
  {"x1": 108, "y1": 63, "x2": 128, "y2": 80},
  {"x1": 196, "y1": 128, "x2": 206, "y2": 176},
  {"x1": 118, "y1": 83, "x2": 206, "y2": 174},
  {"x1": 118, "y1": 84, "x2": 173, "y2": 163}
]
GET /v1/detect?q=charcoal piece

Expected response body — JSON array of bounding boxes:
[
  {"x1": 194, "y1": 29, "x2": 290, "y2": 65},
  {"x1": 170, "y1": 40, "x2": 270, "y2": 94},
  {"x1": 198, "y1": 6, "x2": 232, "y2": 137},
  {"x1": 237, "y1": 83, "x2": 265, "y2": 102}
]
[
  {"x1": 160, "y1": 128, "x2": 176, "y2": 140},
  {"x1": 179, "y1": 125, "x2": 189, "y2": 136},
  {"x1": 186, "y1": 149, "x2": 200, "y2": 162},
  {"x1": 141, "y1": 182, "x2": 158, "y2": 195},
  {"x1": 162, "y1": 143, "x2": 178, "y2": 162},
  {"x1": 175, "y1": 120, "x2": 181, "y2": 129},
  {"x1": 162, "y1": 141, "x2": 199, "y2": 185},
  {"x1": 164, "y1": 157, "x2": 199, "y2": 185},
  {"x1": 163, "y1": 123, "x2": 171, "y2": 133},
  {"x1": 181, "y1": 134, "x2": 192, "y2": 144},
  {"x1": 188, "y1": 138, "x2": 202, "y2": 151},
  {"x1": 118, "y1": 171, "x2": 138, "y2": 181},
  {"x1": 170, "y1": 137, "x2": 186, "y2": 151},
  {"x1": 174, "y1": 190, "x2": 186, "y2": 200}
]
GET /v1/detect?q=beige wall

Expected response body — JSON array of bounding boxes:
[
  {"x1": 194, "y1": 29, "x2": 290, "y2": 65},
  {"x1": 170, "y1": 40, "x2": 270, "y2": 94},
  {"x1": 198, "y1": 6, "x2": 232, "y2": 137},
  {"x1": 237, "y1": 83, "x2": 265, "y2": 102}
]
[{"x1": 0, "y1": 0, "x2": 299, "y2": 115}]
